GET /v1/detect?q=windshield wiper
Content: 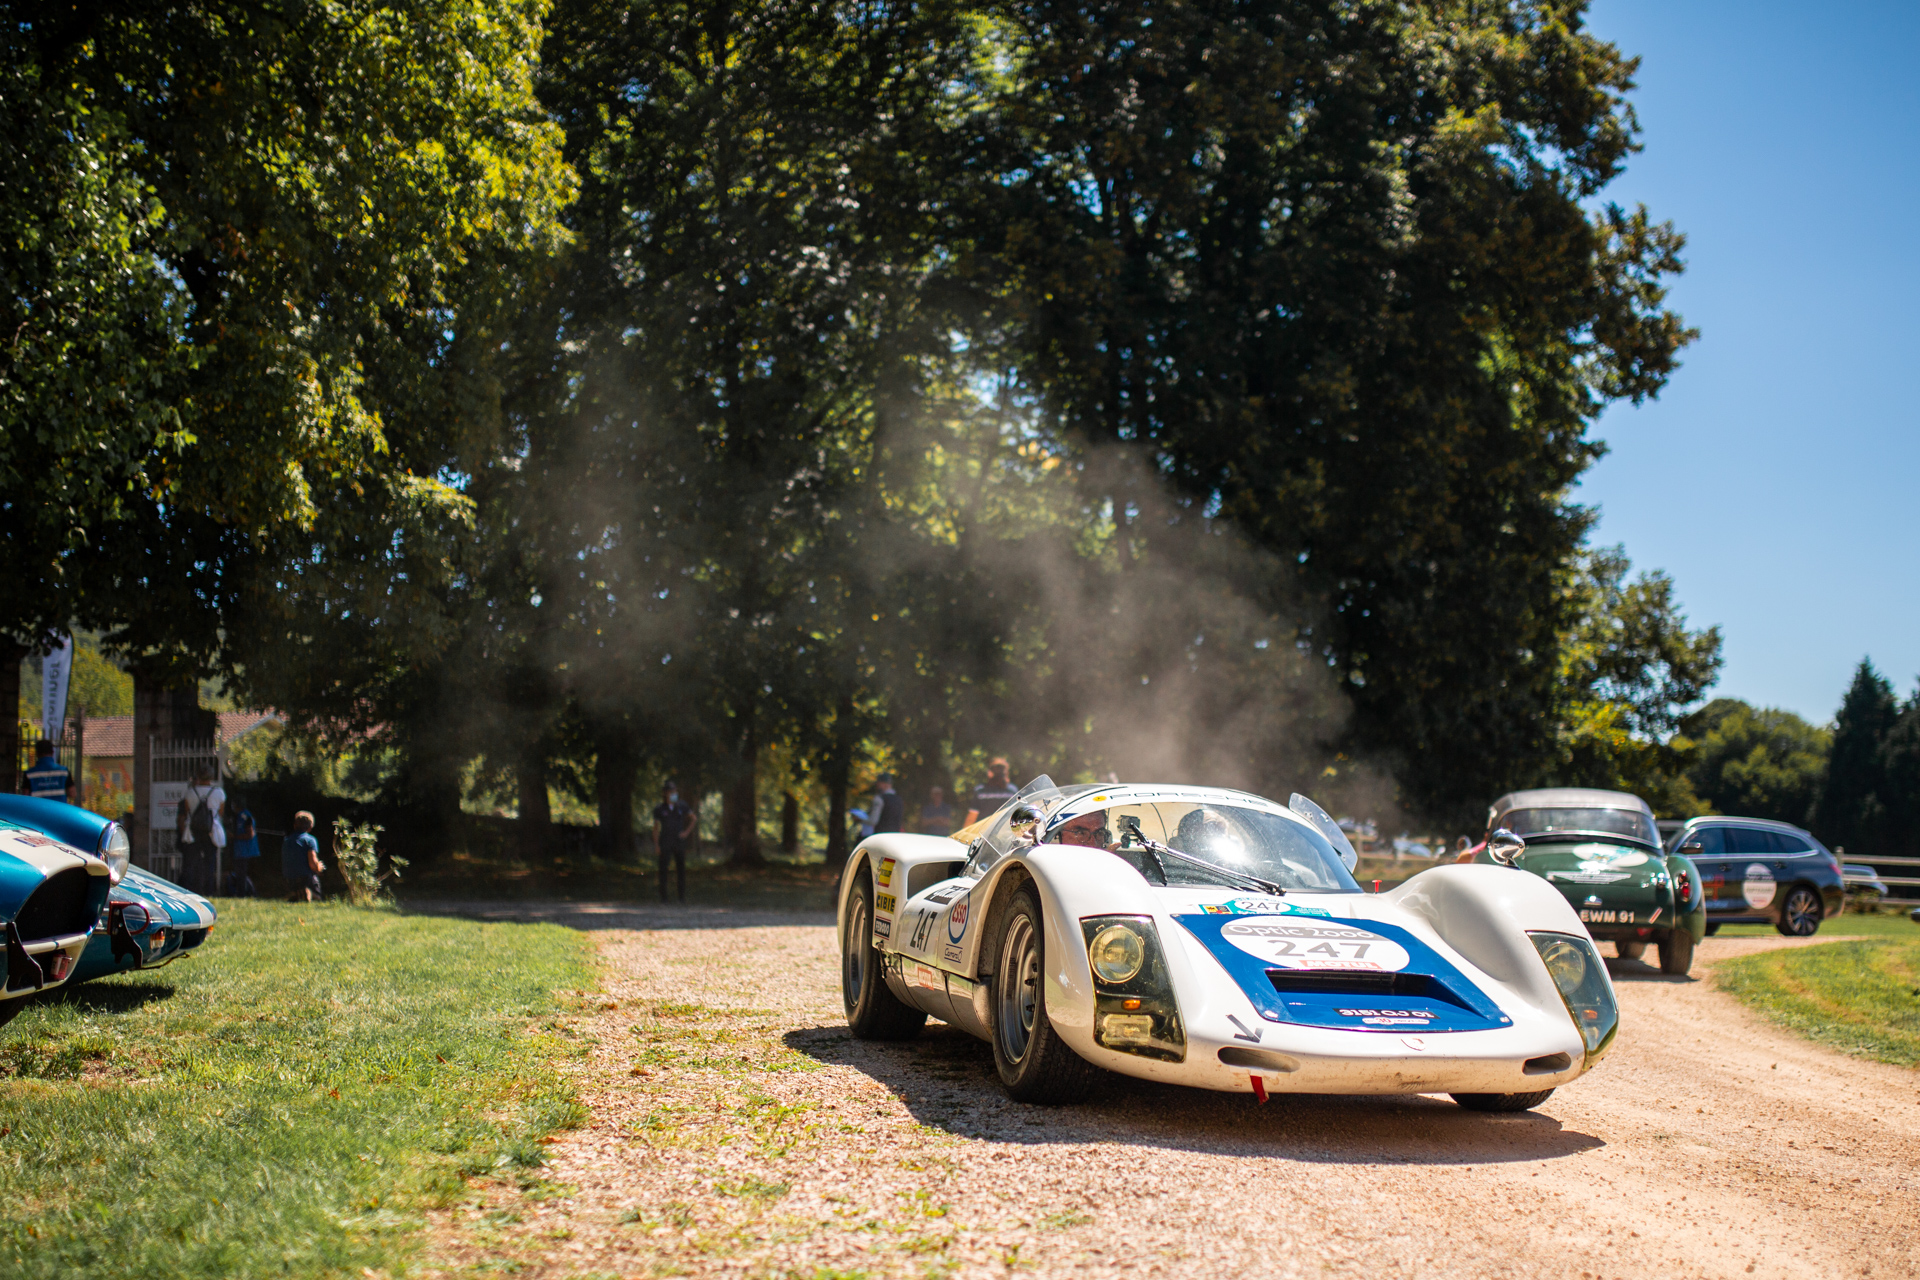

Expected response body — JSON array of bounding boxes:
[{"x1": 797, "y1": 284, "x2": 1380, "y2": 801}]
[{"x1": 1116, "y1": 818, "x2": 1285, "y2": 896}]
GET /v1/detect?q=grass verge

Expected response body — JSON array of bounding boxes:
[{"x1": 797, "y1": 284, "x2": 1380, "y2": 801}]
[
  {"x1": 1711, "y1": 910, "x2": 1920, "y2": 939},
  {"x1": 0, "y1": 900, "x2": 593, "y2": 1278},
  {"x1": 1716, "y1": 936, "x2": 1920, "y2": 1068}
]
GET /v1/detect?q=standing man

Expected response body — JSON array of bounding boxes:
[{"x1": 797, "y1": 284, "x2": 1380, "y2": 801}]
[
  {"x1": 918, "y1": 786, "x2": 954, "y2": 835},
  {"x1": 965, "y1": 757, "x2": 1020, "y2": 825},
  {"x1": 175, "y1": 763, "x2": 226, "y2": 895},
  {"x1": 651, "y1": 781, "x2": 695, "y2": 903},
  {"x1": 23, "y1": 740, "x2": 74, "y2": 802},
  {"x1": 871, "y1": 774, "x2": 905, "y2": 835}
]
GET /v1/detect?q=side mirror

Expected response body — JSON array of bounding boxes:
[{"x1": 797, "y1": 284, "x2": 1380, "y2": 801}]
[
  {"x1": 1680, "y1": 841, "x2": 1703, "y2": 856},
  {"x1": 1487, "y1": 828, "x2": 1526, "y2": 866},
  {"x1": 1008, "y1": 803, "x2": 1047, "y2": 843}
]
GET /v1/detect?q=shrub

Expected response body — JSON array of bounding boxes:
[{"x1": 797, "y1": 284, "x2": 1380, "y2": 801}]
[{"x1": 333, "y1": 821, "x2": 408, "y2": 905}]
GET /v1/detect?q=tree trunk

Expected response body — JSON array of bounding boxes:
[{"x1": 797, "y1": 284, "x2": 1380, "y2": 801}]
[
  {"x1": 722, "y1": 709, "x2": 763, "y2": 864},
  {"x1": 825, "y1": 692, "x2": 853, "y2": 864},
  {"x1": 518, "y1": 747, "x2": 551, "y2": 856},
  {"x1": 0, "y1": 644, "x2": 21, "y2": 792},
  {"x1": 595, "y1": 729, "x2": 637, "y2": 861},
  {"x1": 780, "y1": 790, "x2": 799, "y2": 857}
]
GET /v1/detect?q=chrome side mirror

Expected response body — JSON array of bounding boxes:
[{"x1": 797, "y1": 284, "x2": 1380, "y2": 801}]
[
  {"x1": 1680, "y1": 841, "x2": 1703, "y2": 856},
  {"x1": 1487, "y1": 828, "x2": 1526, "y2": 866},
  {"x1": 1008, "y1": 803, "x2": 1047, "y2": 844}
]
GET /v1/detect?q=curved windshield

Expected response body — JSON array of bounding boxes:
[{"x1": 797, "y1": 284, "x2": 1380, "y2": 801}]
[
  {"x1": 1047, "y1": 800, "x2": 1360, "y2": 893},
  {"x1": 1500, "y1": 807, "x2": 1659, "y2": 848}
]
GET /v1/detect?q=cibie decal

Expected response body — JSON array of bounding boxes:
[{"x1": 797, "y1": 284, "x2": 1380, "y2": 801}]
[
  {"x1": 1741, "y1": 863, "x2": 1777, "y2": 910},
  {"x1": 875, "y1": 892, "x2": 896, "y2": 915},
  {"x1": 947, "y1": 894, "x2": 971, "y2": 944},
  {"x1": 877, "y1": 857, "x2": 895, "y2": 888},
  {"x1": 1220, "y1": 918, "x2": 1412, "y2": 972}
]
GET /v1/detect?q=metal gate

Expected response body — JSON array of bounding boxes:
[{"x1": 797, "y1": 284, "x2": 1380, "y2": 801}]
[{"x1": 149, "y1": 736, "x2": 221, "y2": 884}]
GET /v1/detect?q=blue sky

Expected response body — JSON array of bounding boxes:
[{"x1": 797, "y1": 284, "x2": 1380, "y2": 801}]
[{"x1": 1577, "y1": 0, "x2": 1919, "y2": 723}]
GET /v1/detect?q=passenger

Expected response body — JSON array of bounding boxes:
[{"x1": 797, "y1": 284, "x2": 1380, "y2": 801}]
[
  {"x1": 1173, "y1": 807, "x2": 1238, "y2": 859},
  {"x1": 1054, "y1": 811, "x2": 1112, "y2": 849}
]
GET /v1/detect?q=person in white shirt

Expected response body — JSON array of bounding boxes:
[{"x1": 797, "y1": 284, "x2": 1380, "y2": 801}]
[{"x1": 176, "y1": 764, "x2": 227, "y2": 895}]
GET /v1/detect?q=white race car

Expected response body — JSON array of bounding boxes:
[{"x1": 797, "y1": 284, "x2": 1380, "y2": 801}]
[{"x1": 838, "y1": 778, "x2": 1619, "y2": 1111}]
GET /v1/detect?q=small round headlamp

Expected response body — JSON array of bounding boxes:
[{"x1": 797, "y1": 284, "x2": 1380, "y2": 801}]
[
  {"x1": 97, "y1": 822, "x2": 131, "y2": 884},
  {"x1": 1536, "y1": 936, "x2": 1589, "y2": 989},
  {"x1": 1088, "y1": 924, "x2": 1146, "y2": 984}
]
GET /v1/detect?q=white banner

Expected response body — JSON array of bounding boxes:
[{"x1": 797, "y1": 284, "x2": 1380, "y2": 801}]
[
  {"x1": 151, "y1": 781, "x2": 190, "y2": 834},
  {"x1": 41, "y1": 636, "x2": 71, "y2": 741}
]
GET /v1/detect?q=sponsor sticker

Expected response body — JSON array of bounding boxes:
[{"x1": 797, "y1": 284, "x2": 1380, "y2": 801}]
[
  {"x1": 925, "y1": 884, "x2": 968, "y2": 905},
  {"x1": 1201, "y1": 903, "x2": 1232, "y2": 914},
  {"x1": 1215, "y1": 897, "x2": 1334, "y2": 919},
  {"x1": 873, "y1": 917, "x2": 891, "y2": 939},
  {"x1": 1742, "y1": 863, "x2": 1776, "y2": 910},
  {"x1": 942, "y1": 945, "x2": 964, "y2": 965},
  {"x1": 947, "y1": 894, "x2": 971, "y2": 943},
  {"x1": 877, "y1": 857, "x2": 895, "y2": 888},
  {"x1": 1220, "y1": 918, "x2": 1412, "y2": 972},
  {"x1": 875, "y1": 892, "x2": 896, "y2": 914},
  {"x1": 1337, "y1": 1007, "x2": 1441, "y2": 1025}
]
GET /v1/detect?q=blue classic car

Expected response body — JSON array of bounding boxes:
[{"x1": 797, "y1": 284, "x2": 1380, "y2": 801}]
[
  {"x1": 0, "y1": 798, "x2": 119, "y2": 1026},
  {"x1": 0, "y1": 795, "x2": 216, "y2": 995}
]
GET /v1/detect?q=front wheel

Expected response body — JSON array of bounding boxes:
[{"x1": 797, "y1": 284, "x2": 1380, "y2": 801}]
[
  {"x1": 1775, "y1": 886, "x2": 1823, "y2": 937},
  {"x1": 1616, "y1": 941, "x2": 1646, "y2": 961},
  {"x1": 1453, "y1": 1089, "x2": 1555, "y2": 1113},
  {"x1": 1703, "y1": 921, "x2": 1721, "y2": 937},
  {"x1": 989, "y1": 888, "x2": 1096, "y2": 1104},
  {"x1": 1658, "y1": 928, "x2": 1695, "y2": 976},
  {"x1": 842, "y1": 872, "x2": 925, "y2": 1040}
]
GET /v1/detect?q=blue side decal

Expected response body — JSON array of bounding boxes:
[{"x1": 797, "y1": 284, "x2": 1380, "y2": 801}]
[{"x1": 1173, "y1": 913, "x2": 1512, "y2": 1034}]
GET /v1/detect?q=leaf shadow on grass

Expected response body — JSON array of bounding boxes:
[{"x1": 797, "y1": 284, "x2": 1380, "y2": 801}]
[{"x1": 783, "y1": 1022, "x2": 1606, "y2": 1167}]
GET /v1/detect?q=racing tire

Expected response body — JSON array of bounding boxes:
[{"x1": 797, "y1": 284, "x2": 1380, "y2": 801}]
[
  {"x1": 1615, "y1": 941, "x2": 1646, "y2": 961},
  {"x1": 842, "y1": 871, "x2": 926, "y2": 1041},
  {"x1": 1451, "y1": 1088, "x2": 1555, "y2": 1113},
  {"x1": 1775, "y1": 886, "x2": 1823, "y2": 938},
  {"x1": 1657, "y1": 928, "x2": 1695, "y2": 976},
  {"x1": 988, "y1": 888, "x2": 1097, "y2": 1105}
]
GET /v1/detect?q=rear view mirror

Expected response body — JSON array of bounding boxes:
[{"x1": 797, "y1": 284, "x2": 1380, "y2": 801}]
[
  {"x1": 1008, "y1": 803, "x2": 1046, "y2": 843},
  {"x1": 1487, "y1": 828, "x2": 1526, "y2": 866}
]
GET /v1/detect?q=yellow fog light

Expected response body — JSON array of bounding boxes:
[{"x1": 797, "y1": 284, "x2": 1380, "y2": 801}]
[
  {"x1": 1101, "y1": 1014, "x2": 1154, "y2": 1045},
  {"x1": 1088, "y1": 924, "x2": 1146, "y2": 984}
]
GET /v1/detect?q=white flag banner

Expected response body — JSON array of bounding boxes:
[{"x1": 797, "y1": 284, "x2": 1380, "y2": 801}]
[{"x1": 42, "y1": 636, "x2": 72, "y2": 741}]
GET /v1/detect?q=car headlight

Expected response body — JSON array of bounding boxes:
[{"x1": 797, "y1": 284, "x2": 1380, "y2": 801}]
[
  {"x1": 1088, "y1": 923, "x2": 1146, "y2": 984},
  {"x1": 96, "y1": 822, "x2": 131, "y2": 885},
  {"x1": 1080, "y1": 915, "x2": 1185, "y2": 1062},
  {"x1": 1529, "y1": 931, "x2": 1620, "y2": 1064}
]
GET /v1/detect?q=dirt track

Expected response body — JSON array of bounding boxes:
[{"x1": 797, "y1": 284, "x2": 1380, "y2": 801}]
[{"x1": 421, "y1": 904, "x2": 1920, "y2": 1279}]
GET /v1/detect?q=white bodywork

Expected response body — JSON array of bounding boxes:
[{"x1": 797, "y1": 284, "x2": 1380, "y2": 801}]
[{"x1": 838, "y1": 784, "x2": 1611, "y2": 1097}]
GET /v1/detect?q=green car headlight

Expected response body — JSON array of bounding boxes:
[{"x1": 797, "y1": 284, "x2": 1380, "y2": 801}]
[
  {"x1": 1088, "y1": 923, "x2": 1147, "y2": 984},
  {"x1": 1529, "y1": 932, "x2": 1620, "y2": 1064}
]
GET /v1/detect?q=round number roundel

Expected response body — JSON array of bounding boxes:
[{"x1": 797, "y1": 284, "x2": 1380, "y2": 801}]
[{"x1": 1220, "y1": 917, "x2": 1411, "y2": 972}]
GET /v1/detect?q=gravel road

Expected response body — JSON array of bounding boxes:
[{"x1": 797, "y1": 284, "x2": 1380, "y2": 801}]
[{"x1": 420, "y1": 904, "x2": 1920, "y2": 1279}]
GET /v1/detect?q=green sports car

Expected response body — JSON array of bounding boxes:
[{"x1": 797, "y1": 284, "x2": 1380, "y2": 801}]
[{"x1": 1477, "y1": 788, "x2": 1707, "y2": 976}]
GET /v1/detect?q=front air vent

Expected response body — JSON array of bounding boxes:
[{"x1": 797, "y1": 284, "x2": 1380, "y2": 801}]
[
  {"x1": 13, "y1": 868, "x2": 94, "y2": 942},
  {"x1": 1267, "y1": 969, "x2": 1475, "y2": 1010},
  {"x1": 1524, "y1": 1052, "x2": 1574, "y2": 1075},
  {"x1": 1218, "y1": 1046, "x2": 1301, "y2": 1073}
]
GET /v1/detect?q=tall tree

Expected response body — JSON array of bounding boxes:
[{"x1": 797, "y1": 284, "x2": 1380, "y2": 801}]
[
  {"x1": 1817, "y1": 659, "x2": 1899, "y2": 855},
  {"x1": 981, "y1": 0, "x2": 1695, "y2": 816},
  {"x1": 1684, "y1": 698, "x2": 1829, "y2": 827}
]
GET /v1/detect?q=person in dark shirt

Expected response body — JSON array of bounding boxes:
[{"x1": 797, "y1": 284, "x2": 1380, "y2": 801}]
[
  {"x1": 918, "y1": 786, "x2": 954, "y2": 835},
  {"x1": 23, "y1": 740, "x2": 73, "y2": 802},
  {"x1": 651, "y1": 782, "x2": 696, "y2": 903},
  {"x1": 283, "y1": 811, "x2": 324, "y2": 902},
  {"x1": 871, "y1": 774, "x2": 904, "y2": 834},
  {"x1": 966, "y1": 757, "x2": 1019, "y2": 825}
]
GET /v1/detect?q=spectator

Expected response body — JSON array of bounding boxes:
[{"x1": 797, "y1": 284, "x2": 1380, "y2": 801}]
[
  {"x1": 175, "y1": 764, "x2": 226, "y2": 895},
  {"x1": 283, "y1": 810, "x2": 323, "y2": 902},
  {"x1": 965, "y1": 757, "x2": 1019, "y2": 825},
  {"x1": 919, "y1": 786, "x2": 954, "y2": 835},
  {"x1": 226, "y1": 799, "x2": 260, "y2": 897},
  {"x1": 871, "y1": 773, "x2": 904, "y2": 834},
  {"x1": 651, "y1": 782, "x2": 695, "y2": 903},
  {"x1": 22, "y1": 739, "x2": 73, "y2": 802}
]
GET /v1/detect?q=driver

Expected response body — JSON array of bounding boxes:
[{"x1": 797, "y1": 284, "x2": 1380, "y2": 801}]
[
  {"x1": 1054, "y1": 811, "x2": 1113, "y2": 849},
  {"x1": 1173, "y1": 807, "x2": 1239, "y2": 859}
]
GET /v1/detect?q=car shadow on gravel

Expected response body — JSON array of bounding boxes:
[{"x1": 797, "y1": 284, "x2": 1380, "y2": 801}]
[
  {"x1": 785, "y1": 1023, "x2": 1606, "y2": 1165},
  {"x1": 1603, "y1": 956, "x2": 1697, "y2": 983}
]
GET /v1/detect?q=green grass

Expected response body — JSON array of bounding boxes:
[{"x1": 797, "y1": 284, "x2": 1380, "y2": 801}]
[
  {"x1": 0, "y1": 900, "x2": 594, "y2": 1278},
  {"x1": 1711, "y1": 910, "x2": 1920, "y2": 939},
  {"x1": 1717, "y1": 935, "x2": 1920, "y2": 1068}
]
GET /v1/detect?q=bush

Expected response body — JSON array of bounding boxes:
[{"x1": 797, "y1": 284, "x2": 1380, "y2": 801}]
[{"x1": 333, "y1": 820, "x2": 408, "y2": 905}]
